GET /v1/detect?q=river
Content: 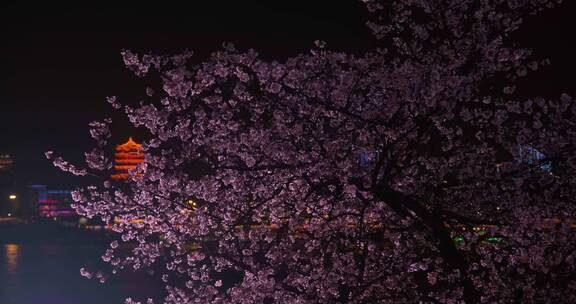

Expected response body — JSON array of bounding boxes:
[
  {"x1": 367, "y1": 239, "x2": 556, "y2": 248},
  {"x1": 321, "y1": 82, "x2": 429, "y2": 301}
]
[{"x1": 0, "y1": 221, "x2": 165, "y2": 304}]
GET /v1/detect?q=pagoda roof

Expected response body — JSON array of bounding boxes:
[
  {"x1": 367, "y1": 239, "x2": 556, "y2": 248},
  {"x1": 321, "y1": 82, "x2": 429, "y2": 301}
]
[{"x1": 115, "y1": 137, "x2": 143, "y2": 152}]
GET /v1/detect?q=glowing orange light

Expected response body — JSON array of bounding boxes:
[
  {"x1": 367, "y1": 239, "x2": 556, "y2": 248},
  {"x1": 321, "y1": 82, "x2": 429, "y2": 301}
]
[
  {"x1": 5, "y1": 244, "x2": 19, "y2": 273},
  {"x1": 113, "y1": 217, "x2": 144, "y2": 224}
]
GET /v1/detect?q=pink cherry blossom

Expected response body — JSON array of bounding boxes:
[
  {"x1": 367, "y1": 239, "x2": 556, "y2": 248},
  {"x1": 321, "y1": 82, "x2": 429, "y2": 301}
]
[{"x1": 52, "y1": 1, "x2": 576, "y2": 303}]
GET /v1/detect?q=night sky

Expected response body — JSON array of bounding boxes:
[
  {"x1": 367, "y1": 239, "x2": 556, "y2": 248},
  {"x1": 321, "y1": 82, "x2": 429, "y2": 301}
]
[{"x1": 0, "y1": 2, "x2": 575, "y2": 188}]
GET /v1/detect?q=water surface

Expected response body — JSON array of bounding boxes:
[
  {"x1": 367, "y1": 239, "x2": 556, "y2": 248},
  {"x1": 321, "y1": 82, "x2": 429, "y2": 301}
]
[{"x1": 0, "y1": 221, "x2": 164, "y2": 304}]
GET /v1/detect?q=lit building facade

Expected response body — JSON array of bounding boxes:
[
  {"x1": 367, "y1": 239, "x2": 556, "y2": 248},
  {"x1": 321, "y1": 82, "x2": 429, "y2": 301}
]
[{"x1": 29, "y1": 185, "x2": 76, "y2": 218}]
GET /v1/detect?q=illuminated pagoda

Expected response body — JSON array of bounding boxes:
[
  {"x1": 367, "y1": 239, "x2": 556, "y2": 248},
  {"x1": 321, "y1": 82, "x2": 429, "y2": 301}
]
[{"x1": 111, "y1": 137, "x2": 145, "y2": 181}]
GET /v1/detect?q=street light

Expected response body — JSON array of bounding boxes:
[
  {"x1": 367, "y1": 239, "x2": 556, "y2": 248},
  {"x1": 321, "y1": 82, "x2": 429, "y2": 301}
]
[{"x1": 9, "y1": 194, "x2": 16, "y2": 200}]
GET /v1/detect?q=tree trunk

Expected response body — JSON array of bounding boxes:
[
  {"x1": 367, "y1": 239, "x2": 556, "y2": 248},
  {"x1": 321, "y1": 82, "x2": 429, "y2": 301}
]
[{"x1": 375, "y1": 187, "x2": 480, "y2": 303}]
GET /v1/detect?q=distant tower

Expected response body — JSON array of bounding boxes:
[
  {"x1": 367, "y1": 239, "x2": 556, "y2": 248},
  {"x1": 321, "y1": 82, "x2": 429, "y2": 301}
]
[{"x1": 111, "y1": 137, "x2": 145, "y2": 181}]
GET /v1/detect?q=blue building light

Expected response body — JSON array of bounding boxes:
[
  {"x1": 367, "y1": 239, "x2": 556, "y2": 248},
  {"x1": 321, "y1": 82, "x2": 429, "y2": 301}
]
[
  {"x1": 519, "y1": 145, "x2": 551, "y2": 172},
  {"x1": 358, "y1": 150, "x2": 383, "y2": 168}
]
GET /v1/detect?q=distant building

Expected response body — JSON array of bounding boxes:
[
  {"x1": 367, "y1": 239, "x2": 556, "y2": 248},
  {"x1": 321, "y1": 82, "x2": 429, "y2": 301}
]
[
  {"x1": 0, "y1": 154, "x2": 18, "y2": 217},
  {"x1": 111, "y1": 137, "x2": 145, "y2": 181},
  {"x1": 0, "y1": 154, "x2": 13, "y2": 172},
  {"x1": 358, "y1": 149, "x2": 383, "y2": 168},
  {"x1": 497, "y1": 145, "x2": 552, "y2": 174},
  {"x1": 518, "y1": 145, "x2": 552, "y2": 172},
  {"x1": 29, "y1": 185, "x2": 76, "y2": 218}
]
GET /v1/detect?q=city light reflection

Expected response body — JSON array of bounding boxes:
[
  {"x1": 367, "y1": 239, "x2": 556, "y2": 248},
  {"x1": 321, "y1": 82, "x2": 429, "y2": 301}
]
[{"x1": 5, "y1": 244, "x2": 20, "y2": 274}]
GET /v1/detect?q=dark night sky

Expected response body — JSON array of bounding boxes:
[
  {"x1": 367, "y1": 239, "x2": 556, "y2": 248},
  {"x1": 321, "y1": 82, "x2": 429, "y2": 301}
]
[{"x1": 0, "y1": 2, "x2": 575, "y2": 187}]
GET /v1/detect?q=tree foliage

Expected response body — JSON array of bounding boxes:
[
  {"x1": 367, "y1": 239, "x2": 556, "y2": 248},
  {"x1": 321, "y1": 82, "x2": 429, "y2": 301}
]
[{"x1": 49, "y1": 1, "x2": 576, "y2": 303}]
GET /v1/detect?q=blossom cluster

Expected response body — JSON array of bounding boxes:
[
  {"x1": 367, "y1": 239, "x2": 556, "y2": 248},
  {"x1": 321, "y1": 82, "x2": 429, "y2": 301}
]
[{"x1": 52, "y1": 1, "x2": 576, "y2": 303}]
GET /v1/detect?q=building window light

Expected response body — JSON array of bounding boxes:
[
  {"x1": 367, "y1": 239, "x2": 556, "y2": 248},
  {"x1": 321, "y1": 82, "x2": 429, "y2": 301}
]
[{"x1": 519, "y1": 145, "x2": 551, "y2": 172}]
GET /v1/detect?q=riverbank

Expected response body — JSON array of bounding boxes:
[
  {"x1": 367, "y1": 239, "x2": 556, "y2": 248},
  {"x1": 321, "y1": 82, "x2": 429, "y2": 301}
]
[{"x1": 0, "y1": 219, "x2": 111, "y2": 244}]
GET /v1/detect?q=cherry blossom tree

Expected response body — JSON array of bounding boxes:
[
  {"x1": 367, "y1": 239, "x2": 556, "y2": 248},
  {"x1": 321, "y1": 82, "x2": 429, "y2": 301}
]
[{"x1": 49, "y1": 1, "x2": 576, "y2": 303}]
